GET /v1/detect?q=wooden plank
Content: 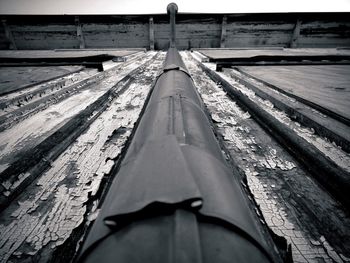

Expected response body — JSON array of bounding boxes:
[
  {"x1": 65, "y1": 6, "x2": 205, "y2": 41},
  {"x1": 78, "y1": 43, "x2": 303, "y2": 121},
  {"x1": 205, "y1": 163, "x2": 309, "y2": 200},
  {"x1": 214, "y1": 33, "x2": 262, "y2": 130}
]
[
  {"x1": 239, "y1": 65, "x2": 350, "y2": 120},
  {"x1": 149, "y1": 16, "x2": 155, "y2": 50},
  {"x1": 224, "y1": 21, "x2": 296, "y2": 48},
  {"x1": 13, "y1": 35, "x2": 78, "y2": 49},
  {"x1": 298, "y1": 21, "x2": 350, "y2": 47},
  {"x1": 227, "y1": 22, "x2": 295, "y2": 31},
  {"x1": 298, "y1": 34, "x2": 350, "y2": 46},
  {"x1": 154, "y1": 23, "x2": 220, "y2": 32},
  {"x1": 82, "y1": 23, "x2": 148, "y2": 31},
  {"x1": 1, "y1": 19, "x2": 17, "y2": 50},
  {"x1": 75, "y1": 16, "x2": 85, "y2": 49},
  {"x1": 11, "y1": 25, "x2": 77, "y2": 32},
  {"x1": 0, "y1": 66, "x2": 82, "y2": 95},
  {"x1": 220, "y1": 16, "x2": 227, "y2": 48},
  {"x1": 300, "y1": 21, "x2": 350, "y2": 31},
  {"x1": 290, "y1": 19, "x2": 302, "y2": 48},
  {"x1": 0, "y1": 31, "x2": 9, "y2": 49},
  {"x1": 155, "y1": 31, "x2": 221, "y2": 39},
  {"x1": 225, "y1": 34, "x2": 290, "y2": 47},
  {"x1": 156, "y1": 38, "x2": 220, "y2": 50},
  {"x1": 2, "y1": 15, "x2": 350, "y2": 50}
]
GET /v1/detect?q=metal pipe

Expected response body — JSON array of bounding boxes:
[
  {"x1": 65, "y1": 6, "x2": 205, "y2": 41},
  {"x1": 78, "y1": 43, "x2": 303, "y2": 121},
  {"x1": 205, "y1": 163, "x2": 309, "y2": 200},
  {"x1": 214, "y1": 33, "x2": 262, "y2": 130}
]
[
  {"x1": 78, "y1": 52, "x2": 279, "y2": 263},
  {"x1": 77, "y1": 4, "x2": 284, "y2": 263},
  {"x1": 167, "y1": 2, "x2": 178, "y2": 48}
]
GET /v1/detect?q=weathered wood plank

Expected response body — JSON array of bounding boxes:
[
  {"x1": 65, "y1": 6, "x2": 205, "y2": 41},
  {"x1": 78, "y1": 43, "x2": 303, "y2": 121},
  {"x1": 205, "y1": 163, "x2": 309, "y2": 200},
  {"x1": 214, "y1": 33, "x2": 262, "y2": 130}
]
[
  {"x1": 227, "y1": 22, "x2": 295, "y2": 31},
  {"x1": 82, "y1": 23, "x2": 148, "y2": 32},
  {"x1": 155, "y1": 38, "x2": 220, "y2": 50},
  {"x1": 1, "y1": 19, "x2": 17, "y2": 50},
  {"x1": 0, "y1": 31, "x2": 8, "y2": 49},
  {"x1": 149, "y1": 17, "x2": 155, "y2": 50},
  {"x1": 238, "y1": 65, "x2": 350, "y2": 120},
  {"x1": 297, "y1": 38, "x2": 350, "y2": 48},
  {"x1": 220, "y1": 16, "x2": 227, "y2": 48},
  {"x1": 1, "y1": 13, "x2": 349, "y2": 50},
  {"x1": 83, "y1": 36, "x2": 149, "y2": 48},
  {"x1": 155, "y1": 31, "x2": 221, "y2": 39},
  {"x1": 10, "y1": 25, "x2": 77, "y2": 32},
  {"x1": 13, "y1": 36, "x2": 79, "y2": 50},
  {"x1": 225, "y1": 34, "x2": 291, "y2": 47},
  {"x1": 154, "y1": 23, "x2": 221, "y2": 32},
  {"x1": 290, "y1": 19, "x2": 302, "y2": 48},
  {"x1": 0, "y1": 52, "x2": 163, "y2": 262},
  {"x1": 75, "y1": 16, "x2": 85, "y2": 49},
  {"x1": 183, "y1": 51, "x2": 350, "y2": 263}
]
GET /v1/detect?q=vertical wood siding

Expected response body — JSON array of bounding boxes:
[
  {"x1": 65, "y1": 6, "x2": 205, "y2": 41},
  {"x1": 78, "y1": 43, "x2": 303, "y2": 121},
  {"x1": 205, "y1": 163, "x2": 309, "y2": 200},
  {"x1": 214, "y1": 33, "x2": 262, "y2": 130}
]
[{"x1": 1, "y1": 13, "x2": 349, "y2": 50}]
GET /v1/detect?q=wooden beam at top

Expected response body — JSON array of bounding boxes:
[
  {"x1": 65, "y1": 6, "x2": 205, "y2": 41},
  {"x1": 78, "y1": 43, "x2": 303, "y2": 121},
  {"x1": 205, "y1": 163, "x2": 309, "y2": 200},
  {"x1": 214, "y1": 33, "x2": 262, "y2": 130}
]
[
  {"x1": 290, "y1": 19, "x2": 302, "y2": 48},
  {"x1": 220, "y1": 16, "x2": 227, "y2": 48},
  {"x1": 149, "y1": 16, "x2": 155, "y2": 50},
  {"x1": 75, "y1": 16, "x2": 85, "y2": 49},
  {"x1": 1, "y1": 19, "x2": 17, "y2": 50}
]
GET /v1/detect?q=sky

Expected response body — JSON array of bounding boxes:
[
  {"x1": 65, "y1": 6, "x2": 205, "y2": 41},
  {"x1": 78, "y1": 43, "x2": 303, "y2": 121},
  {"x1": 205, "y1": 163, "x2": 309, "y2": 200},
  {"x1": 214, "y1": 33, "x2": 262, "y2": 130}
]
[{"x1": 1, "y1": 0, "x2": 350, "y2": 14}]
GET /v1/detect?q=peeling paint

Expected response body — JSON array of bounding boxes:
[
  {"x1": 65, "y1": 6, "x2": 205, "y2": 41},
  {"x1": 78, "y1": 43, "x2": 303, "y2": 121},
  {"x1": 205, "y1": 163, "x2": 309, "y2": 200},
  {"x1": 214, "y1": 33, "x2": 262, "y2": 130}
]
[
  {"x1": 0, "y1": 68, "x2": 97, "y2": 113},
  {"x1": 0, "y1": 52, "x2": 156, "y2": 178},
  {"x1": 209, "y1": 64, "x2": 350, "y2": 174},
  {"x1": 0, "y1": 52, "x2": 165, "y2": 262},
  {"x1": 183, "y1": 51, "x2": 350, "y2": 263}
]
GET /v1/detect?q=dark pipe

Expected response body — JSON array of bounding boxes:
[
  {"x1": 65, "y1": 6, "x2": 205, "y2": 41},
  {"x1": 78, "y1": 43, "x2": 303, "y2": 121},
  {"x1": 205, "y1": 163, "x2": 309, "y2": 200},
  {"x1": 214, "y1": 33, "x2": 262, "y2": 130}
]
[
  {"x1": 77, "y1": 4, "x2": 282, "y2": 263},
  {"x1": 167, "y1": 2, "x2": 178, "y2": 48},
  {"x1": 77, "y1": 50, "x2": 279, "y2": 262}
]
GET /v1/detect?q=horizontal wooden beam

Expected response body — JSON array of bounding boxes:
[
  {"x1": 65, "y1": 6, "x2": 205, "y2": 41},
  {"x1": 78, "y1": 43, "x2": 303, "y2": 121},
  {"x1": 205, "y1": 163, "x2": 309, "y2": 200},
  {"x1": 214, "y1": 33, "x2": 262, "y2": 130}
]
[
  {"x1": 1, "y1": 14, "x2": 348, "y2": 50},
  {"x1": 216, "y1": 59, "x2": 350, "y2": 72}
]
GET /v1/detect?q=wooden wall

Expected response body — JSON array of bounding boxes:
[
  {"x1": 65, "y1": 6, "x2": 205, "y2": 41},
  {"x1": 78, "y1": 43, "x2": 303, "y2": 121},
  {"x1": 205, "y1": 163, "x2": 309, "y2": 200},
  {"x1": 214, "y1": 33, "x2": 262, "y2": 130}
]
[{"x1": 1, "y1": 13, "x2": 349, "y2": 50}]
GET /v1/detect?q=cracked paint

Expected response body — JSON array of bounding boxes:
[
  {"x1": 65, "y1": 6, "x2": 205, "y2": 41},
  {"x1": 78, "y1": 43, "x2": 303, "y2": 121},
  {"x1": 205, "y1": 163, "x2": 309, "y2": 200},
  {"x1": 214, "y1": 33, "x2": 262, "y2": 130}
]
[
  {"x1": 0, "y1": 68, "x2": 97, "y2": 113},
  {"x1": 0, "y1": 52, "x2": 165, "y2": 262},
  {"x1": 183, "y1": 51, "x2": 350, "y2": 263},
  {"x1": 209, "y1": 64, "x2": 350, "y2": 174},
  {"x1": 0, "y1": 52, "x2": 156, "y2": 175}
]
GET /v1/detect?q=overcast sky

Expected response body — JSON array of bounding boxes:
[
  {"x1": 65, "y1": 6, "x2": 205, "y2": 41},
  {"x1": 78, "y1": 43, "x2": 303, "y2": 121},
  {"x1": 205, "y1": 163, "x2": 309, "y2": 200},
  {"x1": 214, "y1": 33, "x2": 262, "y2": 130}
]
[{"x1": 1, "y1": 0, "x2": 350, "y2": 14}]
